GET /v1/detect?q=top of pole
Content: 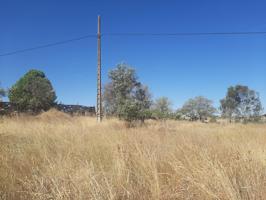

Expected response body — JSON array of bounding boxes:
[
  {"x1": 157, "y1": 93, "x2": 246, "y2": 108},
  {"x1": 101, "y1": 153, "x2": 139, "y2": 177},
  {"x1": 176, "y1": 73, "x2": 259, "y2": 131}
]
[{"x1": 98, "y1": 15, "x2": 101, "y2": 35}]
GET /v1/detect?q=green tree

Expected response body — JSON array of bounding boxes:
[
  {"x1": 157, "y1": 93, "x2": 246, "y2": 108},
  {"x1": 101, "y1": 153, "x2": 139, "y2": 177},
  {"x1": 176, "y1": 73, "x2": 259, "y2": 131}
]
[
  {"x1": 220, "y1": 85, "x2": 263, "y2": 122},
  {"x1": 8, "y1": 70, "x2": 57, "y2": 113},
  {"x1": 181, "y1": 96, "x2": 216, "y2": 121},
  {"x1": 133, "y1": 84, "x2": 152, "y2": 122},
  {"x1": 152, "y1": 97, "x2": 172, "y2": 120},
  {"x1": 103, "y1": 63, "x2": 152, "y2": 123},
  {"x1": 220, "y1": 86, "x2": 240, "y2": 122},
  {"x1": 104, "y1": 64, "x2": 139, "y2": 116},
  {"x1": 117, "y1": 99, "x2": 140, "y2": 124}
]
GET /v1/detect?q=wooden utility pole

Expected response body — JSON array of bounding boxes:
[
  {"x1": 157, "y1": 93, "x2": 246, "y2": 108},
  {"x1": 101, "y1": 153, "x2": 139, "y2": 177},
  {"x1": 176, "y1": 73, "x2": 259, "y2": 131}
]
[{"x1": 97, "y1": 15, "x2": 102, "y2": 122}]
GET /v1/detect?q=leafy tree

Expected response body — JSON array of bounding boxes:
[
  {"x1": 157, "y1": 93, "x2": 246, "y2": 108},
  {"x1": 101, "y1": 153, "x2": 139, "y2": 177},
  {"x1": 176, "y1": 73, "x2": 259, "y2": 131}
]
[
  {"x1": 220, "y1": 85, "x2": 263, "y2": 122},
  {"x1": 116, "y1": 85, "x2": 152, "y2": 123},
  {"x1": 103, "y1": 82, "x2": 117, "y2": 115},
  {"x1": 181, "y1": 96, "x2": 216, "y2": 121},
  {"x1": 104, "y1": 63, "x2": 139, "y2": 116},
  {"x1": 152, "y1": 97, "x2": 172, "y2": 119},
  {"x1": 220, "y1": 86, "x2": 238, "y2": 122},
  {"x1": 8, "y1": 70, "x2": 57, "y2": 113},
  {"x1": 134, "y1": 84, "x2": 152, "y2": 122},
  {"x1": 117, "y1": 99, "x2": 141, "y2": 124},
  {"x1": 103, "y1": 63, "x2": 152, "y2": 123}
]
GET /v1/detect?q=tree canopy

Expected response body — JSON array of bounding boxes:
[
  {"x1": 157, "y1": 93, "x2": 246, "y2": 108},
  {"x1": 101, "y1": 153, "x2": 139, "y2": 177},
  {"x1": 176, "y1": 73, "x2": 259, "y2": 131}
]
[
  {"x1": 103, "y1": 63, "x2": 152, "y2": 123},
  {"x1": 8, "y1": 70, "x2": 57, "y2": 113},
  {"x1": 152, "y1": 97, "x2": 172, "y2": 119},
  {"x1": 220, "y1": 85, "x2": 263, "y2": 122},
  {"x1": 180, "y1": 96, "x2": 216, "y2": 121}
]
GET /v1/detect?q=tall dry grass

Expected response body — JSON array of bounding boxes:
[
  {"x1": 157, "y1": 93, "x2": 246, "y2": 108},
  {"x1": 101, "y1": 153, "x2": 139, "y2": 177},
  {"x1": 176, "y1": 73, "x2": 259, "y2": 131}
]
[{"x1": 0, "y1": 110, "x2": 266, "y2": 200}]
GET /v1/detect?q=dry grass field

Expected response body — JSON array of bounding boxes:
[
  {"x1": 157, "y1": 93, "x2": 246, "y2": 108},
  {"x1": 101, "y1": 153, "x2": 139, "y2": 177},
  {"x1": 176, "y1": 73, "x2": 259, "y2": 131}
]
[{"x1": 1, "y1": 110, "x2": 266, "y2": 200}]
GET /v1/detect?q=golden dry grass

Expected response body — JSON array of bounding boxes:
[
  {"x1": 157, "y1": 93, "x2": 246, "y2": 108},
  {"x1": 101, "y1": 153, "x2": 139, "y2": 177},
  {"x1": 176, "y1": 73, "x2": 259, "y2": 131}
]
[{"x1": 1, "y1": 111, "x2": 266, "y2": 200}]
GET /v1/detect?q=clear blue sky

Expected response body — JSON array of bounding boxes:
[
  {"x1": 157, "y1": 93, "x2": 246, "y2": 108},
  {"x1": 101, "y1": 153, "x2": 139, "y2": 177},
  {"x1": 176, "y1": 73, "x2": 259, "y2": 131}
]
[{"x1": 0, "y1": 0, "x2": 265, "y2": 110}]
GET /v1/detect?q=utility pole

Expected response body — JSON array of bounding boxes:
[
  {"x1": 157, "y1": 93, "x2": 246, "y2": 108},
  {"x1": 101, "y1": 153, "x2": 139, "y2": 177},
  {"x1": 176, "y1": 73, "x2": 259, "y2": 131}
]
[{"x1": 97, "y1": 15, "x2": 102, "y2": 122}]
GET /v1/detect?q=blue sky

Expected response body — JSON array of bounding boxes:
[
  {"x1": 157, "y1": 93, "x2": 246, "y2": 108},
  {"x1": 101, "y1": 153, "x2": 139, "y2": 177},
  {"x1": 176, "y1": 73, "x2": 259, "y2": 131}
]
[{"x1": 0, "y1": 0, "x2": 265, "y2": 110}]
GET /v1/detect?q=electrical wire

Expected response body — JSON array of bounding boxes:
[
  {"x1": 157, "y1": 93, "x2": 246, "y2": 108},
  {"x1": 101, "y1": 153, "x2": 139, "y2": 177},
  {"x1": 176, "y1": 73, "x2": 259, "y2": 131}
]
[
  {"x1": 0, "y1": 34, "x2": 96, "y2": 57},
  {"x1": 103, "y1": 31, "x2": 266, "y2": 36},
  {"x1": 1, "y1": 31, "x2": 266, "y2": 57}
]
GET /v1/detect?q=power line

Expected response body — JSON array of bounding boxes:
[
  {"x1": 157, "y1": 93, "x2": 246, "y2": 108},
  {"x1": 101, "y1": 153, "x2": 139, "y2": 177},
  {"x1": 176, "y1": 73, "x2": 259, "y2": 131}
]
[
  {"x1": 1, "y1": 31, "x2": 266, "y2": 57},
  {"x1": 103, "y1": 31, "x2": 266, "y2": 37},
  {"x1": 0, "y1": 34, "x2": 96, "y2": 57}
]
